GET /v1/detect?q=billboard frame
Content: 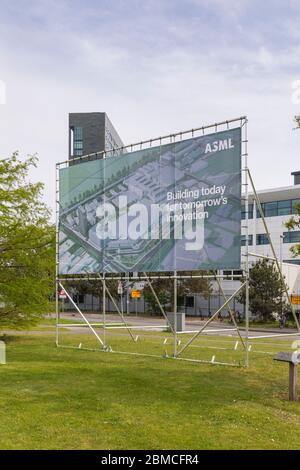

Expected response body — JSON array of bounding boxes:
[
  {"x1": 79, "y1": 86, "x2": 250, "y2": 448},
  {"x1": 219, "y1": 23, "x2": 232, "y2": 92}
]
[
  {"x1": 55, "y1": 116, "x2": 300, "y2": 367},
  {"x1": 55, "y1": 116, "x2": 248, "y2": 367}
]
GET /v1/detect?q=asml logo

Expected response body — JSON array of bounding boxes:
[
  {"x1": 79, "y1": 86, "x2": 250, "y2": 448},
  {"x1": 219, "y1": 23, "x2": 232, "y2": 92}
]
[{"x1": 205, "y1": 138, "x2": 234, "y2": 154}]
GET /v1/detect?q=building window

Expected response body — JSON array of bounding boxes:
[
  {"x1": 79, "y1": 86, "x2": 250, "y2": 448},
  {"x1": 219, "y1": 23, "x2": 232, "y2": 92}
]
[
  {"x1": 74, "y1": 141, "x2": 83, "y2": 150},
  {"x1": 222, "y1": 270, "x2": 243, "y2": 280},
  {"x1": 278, "y1": 200, "x2": 292, "y2": 216},
  {"x1": 241, "y1": 204, "x2": 253, "y2": 220},
  {"x1": 241, "y1": 234, "x2": 253, "y2": 246},
  {"x1": 185, "y1": 296, "x2": 194, "y2": 308},
  {"x1": 250, "y1": 198, "x2": 300, "y2": 219},
  {"x1": 256, "y1": 233, "x2": 269, "y2": 245},
  {"x1": 292, "y1": 199, "x2": 300, "y2": 212},
  {"x1": 223, "y1": 270, "x2": 232, "y2": 276},
  {"x1": 74, "y1": 126, "x2": 83, "y2": 140},
  {"x1": 264, "y1": 201, "x2": 277, "y2": 217},
  {"x1": 283, "y1": 259, "x2": 300, "y2": 265},
  {"x1": 283, "y1": 231, "x2": 300, "y2": 244},
  {"x1": 72, "y1": 294, "x2": 85, "y2": 304},
  {"x1": 256, "y1": 203, "x2": 263, "y2": 218},
  {"x1": 71, "y1": 126, "x2": 83, "y2": 156}
]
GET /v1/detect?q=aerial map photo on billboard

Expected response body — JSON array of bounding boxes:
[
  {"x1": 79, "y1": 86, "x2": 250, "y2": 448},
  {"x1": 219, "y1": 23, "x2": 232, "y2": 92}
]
[{"x1": 58, "y1": 127, "x2": 241, "y2": 274}]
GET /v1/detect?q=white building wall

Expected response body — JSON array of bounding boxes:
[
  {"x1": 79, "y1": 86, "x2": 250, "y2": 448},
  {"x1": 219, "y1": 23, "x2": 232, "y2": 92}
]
[
  {"x1": 243, "y1": 214, "x2": 298, "y2": 264},
  {"x1": 239, "y1": 184, "x2": 300, "y2": 295}
]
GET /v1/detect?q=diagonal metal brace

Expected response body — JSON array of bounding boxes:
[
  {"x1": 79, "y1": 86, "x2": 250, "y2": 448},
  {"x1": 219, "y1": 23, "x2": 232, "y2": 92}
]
[
  {"x1": 143, "y1": 272, "x2": 176, "y2": 335},
  {"x1": 214, "y1": 273, "x2": 246, "y2": 350},
  {"x1": 176, "y1": 282, "x2": 246, "y2": 358},
  {"x1": 97, "y1": 274, "x2": 137, "y2": 342},
  {"x1": 59, "y1": 282, "x2": 106, "y2": 348}
]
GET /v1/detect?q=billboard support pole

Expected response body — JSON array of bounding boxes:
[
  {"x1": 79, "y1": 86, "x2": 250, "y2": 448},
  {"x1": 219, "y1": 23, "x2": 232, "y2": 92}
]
[
  {"x1": 143, "y1": 272, "x2": 175, "y2": 334},
  {"x1": 103, "y1": 149, "x2": 107, "y2": 345},
  {"x1": 56, "y1": 116, "x2": 248, "y2": 367},
  {"x1": 58, "y1": 282, "x2": 106, "y2": 349},
  {"x1": 103, "y1": 272, "x2": 106, "y2": 347},
  {"x1": 244, "y1": 118, "x2": 250, "y2": 367},
  {"x1": 55, "y1": 164, "x2": 60, "y2": 347},
  {"x1": 174, "y1": 270, "x2": 178, "y2": 357},
  {"x1": 175, "y1": 282, "x2": 247, "y2": 358},
  {"x1": 98, "y1": 274, "x2": 138, "y2": 342},
  {"x1": 214, "y1": 272, "x2": 246, "y2": 350}
]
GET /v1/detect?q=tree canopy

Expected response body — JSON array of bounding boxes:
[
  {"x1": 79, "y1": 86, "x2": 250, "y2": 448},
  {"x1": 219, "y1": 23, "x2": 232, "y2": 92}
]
[
  {"x1": 0, "y1": 153, "x2": 55, "y2": 328},
  {"x1": 285, "y1": 201, "x2": 300, "y2": 257},
  {"x1": 238, "y1": 258, "x2": 287, "y2": 321},
  {"x1": 143, "y1": 272, "x2": 211, "y2": 315}
]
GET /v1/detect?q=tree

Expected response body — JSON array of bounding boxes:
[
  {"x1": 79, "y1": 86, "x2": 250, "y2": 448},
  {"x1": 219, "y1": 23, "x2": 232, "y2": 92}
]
[
  {"x1": 285, "y1": 201, "x2": 300, "y2": 257},
  {"x1": 237, "y1": 258, "x2": 288, "y2": 321},
  {"x1": 143, "y1": 271, "x2": 211, "y2": 315},
  {"x1": 0, "y1": 153, "x2": 55, "y2": 328},
  {"x1": 64, "y1": 277, "x2": 120, "y2": 312},
  {"x1": 143, "y1": 276, "x2": 172, "y2": 315}
]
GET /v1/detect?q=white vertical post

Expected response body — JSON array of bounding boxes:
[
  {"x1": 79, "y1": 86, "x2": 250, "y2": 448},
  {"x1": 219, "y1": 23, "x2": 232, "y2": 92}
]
[
  {"x1": 127, "y1": 275, "x2": 130, "y2": 316},
  {"x1": 174, "y1": 270, "x2": 177, "y2": 357},
  {"x1": 244, "y1": 118, "x2": 250, "y2": 367},
  {"x1": 103, "y1": 272, "x2": 106, "y2": 347},
  {"x1": 0, "y1": 341, "x2": 6, "y2": 364},
  {"x1": 55, "y1": 164, "x2": 60, "y2": 347}
]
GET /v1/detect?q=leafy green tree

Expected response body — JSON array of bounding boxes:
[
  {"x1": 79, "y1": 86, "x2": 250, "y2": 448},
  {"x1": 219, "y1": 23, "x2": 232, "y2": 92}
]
[
  {"x1": 0, "y1": 153, "x2": 55, "y2": 328},
  {"x1": 64, "y1": 277, "x2": 120, "y2": 313},
  {"x1": 285, "y1": 201, "x2": 300, "y2": 257},
  {"x1": 143, "y1": 271, "x2": 211, "y2": 315},
  {"x1": 237, "y1": 258, "x2": 288, "y2": 321},
  {"x1": 143, "y1": 276, "x2": 172, "y2": 315}
]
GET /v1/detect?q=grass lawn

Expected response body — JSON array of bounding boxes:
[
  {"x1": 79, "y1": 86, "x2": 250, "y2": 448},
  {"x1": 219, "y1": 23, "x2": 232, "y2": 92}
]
[{"x1": 0, "y1": 328, "x2": 299, "y2": 450}]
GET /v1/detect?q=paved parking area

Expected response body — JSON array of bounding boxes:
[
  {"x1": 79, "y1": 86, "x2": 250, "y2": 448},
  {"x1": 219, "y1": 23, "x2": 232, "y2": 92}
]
[{"x1": 55, "y1": 312, "x2": 300, "y2": 340}]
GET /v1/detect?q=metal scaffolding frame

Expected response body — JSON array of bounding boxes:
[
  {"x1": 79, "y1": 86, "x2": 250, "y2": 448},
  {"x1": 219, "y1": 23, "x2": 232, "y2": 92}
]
[{"x1": 55, "y1": 115, "x2": 299, "y2": 367}]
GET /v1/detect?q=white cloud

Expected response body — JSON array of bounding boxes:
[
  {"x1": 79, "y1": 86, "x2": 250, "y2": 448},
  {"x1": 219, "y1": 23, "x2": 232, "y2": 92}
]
[{"x1": 0, "y1": 0, "x2": 300, "y2": 219}]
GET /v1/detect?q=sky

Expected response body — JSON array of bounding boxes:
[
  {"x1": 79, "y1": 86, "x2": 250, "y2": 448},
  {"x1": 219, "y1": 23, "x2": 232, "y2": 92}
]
[{"x1": 1, "y1": 0, "x2": 300, "y2": 217}]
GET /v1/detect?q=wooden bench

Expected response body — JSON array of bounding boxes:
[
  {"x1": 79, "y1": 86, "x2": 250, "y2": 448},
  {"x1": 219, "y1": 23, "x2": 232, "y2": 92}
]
[{"x1": 274, "y1": 351, "x2": 300, "y2": 401}]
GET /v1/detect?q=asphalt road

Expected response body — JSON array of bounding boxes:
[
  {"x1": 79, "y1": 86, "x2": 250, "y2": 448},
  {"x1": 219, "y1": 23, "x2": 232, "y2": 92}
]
[{"x1": 55, "y1": 312, "x2": 300, "y2": 340}]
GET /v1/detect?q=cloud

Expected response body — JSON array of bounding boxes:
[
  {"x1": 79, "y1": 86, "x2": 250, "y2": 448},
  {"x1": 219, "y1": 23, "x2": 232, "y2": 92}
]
[{"x1": 0, "y1": 0, "x2": 300, "y2": 218}]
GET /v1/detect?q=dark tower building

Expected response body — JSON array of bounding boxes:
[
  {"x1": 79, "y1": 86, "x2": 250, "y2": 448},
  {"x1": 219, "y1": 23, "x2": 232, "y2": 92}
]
[
  {"x1": 291, "y1": 171, "x2": 300, "y2": 186},
  {"x1": 68, "y1": 112, "x2": 125, "y2": 161}
]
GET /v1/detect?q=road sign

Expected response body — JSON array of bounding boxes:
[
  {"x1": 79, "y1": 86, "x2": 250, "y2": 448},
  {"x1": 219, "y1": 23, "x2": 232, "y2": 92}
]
[
  {"x1": 118, "y1": 281, "x2": 123, "y2": 295},
  {"x1": 291, "y1": 295, "x2": 300, "y2": 305},
  {"x1": 131, "y1": 289, "x2": 141, "y2": 299},
  {"x1": 133, "y1": 281, "x2": 146, "y2": 290},
  {"x1": 59, "y1": 289, "x2": 67, "y2": 299}
]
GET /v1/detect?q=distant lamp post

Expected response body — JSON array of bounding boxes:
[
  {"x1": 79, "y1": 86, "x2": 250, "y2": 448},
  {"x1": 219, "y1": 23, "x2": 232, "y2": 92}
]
[{"x1": 280, "y1": 234, "x2": 284, "y2": 266}]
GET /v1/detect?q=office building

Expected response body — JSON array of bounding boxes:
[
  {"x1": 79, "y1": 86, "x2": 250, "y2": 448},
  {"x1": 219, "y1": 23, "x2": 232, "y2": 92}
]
[
  {"x1": 218, "y1": 171, "x2": 300, "y2": 312},
  {"x1": 68, "y1": 112, "x2": 125, "y2": 161}
]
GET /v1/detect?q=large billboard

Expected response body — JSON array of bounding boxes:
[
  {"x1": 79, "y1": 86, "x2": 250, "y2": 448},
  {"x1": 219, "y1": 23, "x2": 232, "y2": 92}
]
[{"x1": 58, "y1": 128, "x2": 241, "y2": 274}]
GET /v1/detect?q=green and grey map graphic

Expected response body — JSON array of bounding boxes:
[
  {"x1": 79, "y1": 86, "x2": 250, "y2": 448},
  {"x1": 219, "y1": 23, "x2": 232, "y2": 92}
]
[{"x1": 59, "y1": 128, "x2": 241, "y2": 274}]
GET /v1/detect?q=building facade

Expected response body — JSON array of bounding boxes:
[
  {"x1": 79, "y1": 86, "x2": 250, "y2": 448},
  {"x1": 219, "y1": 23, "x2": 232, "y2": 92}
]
[
  {"x1": 68, "y1": 112, "x2": 125, "y2": 161},
  {"x1": 219, "y1": 171, "x2": 300, "y2": 312}
]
